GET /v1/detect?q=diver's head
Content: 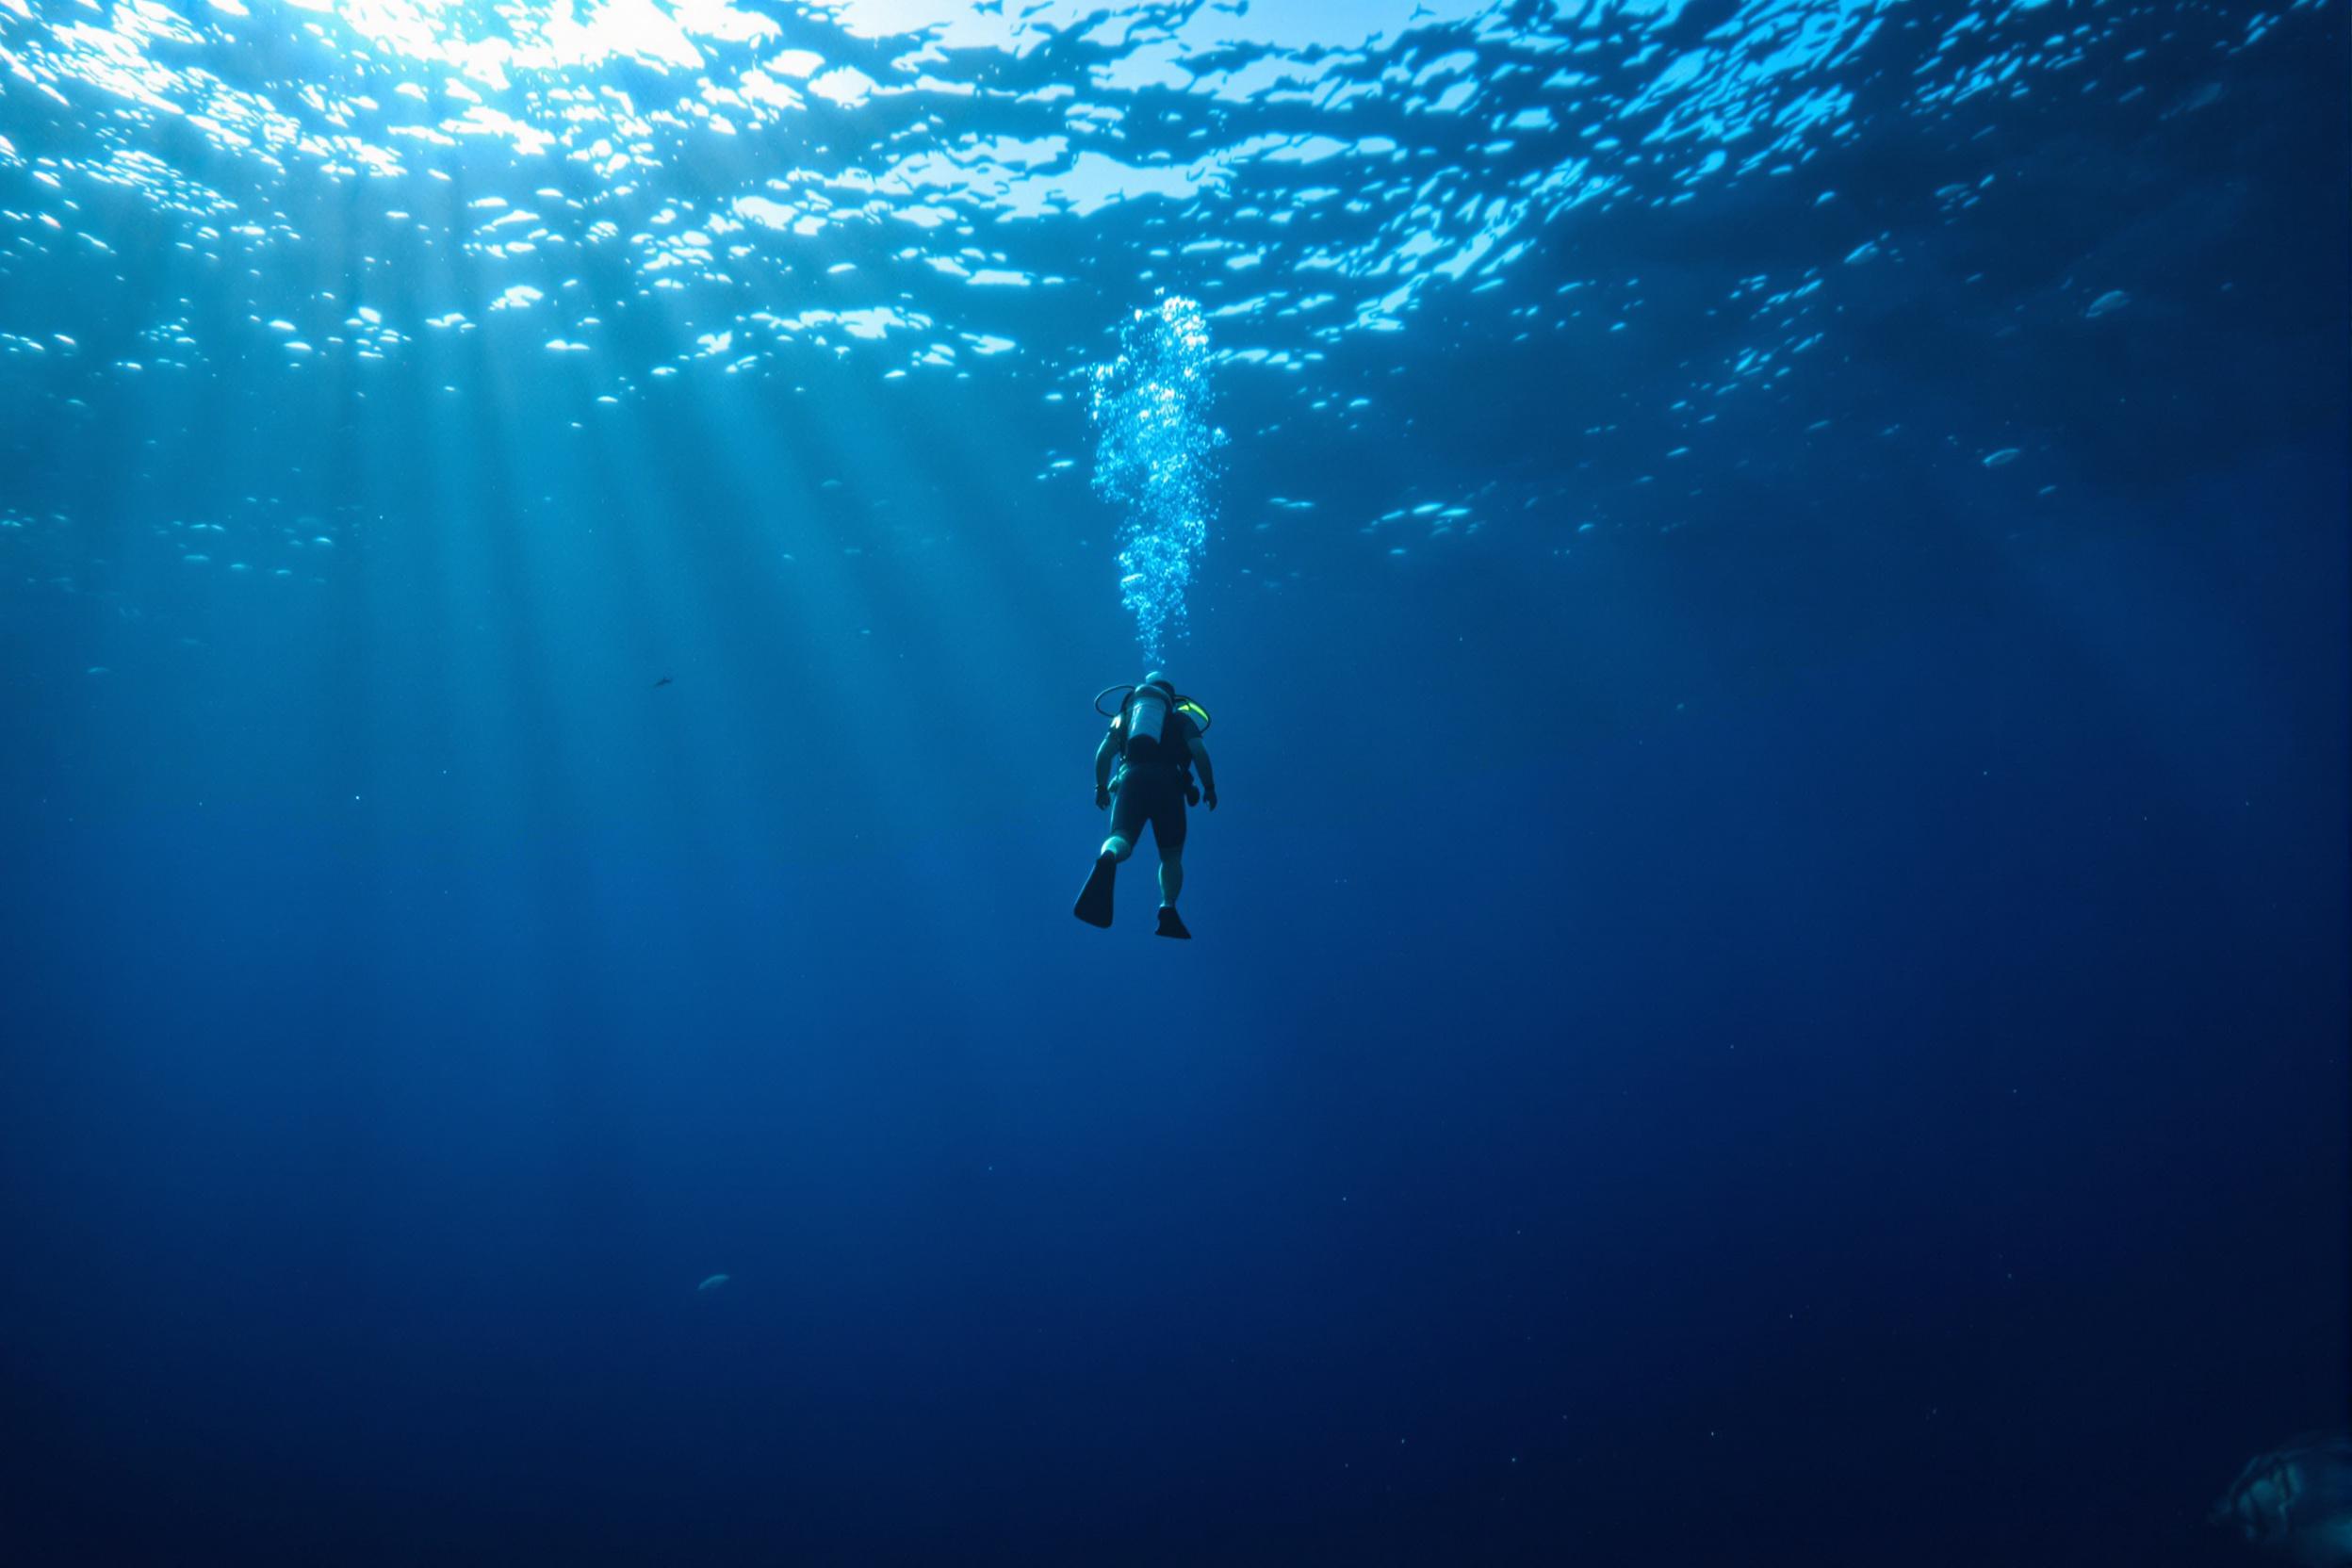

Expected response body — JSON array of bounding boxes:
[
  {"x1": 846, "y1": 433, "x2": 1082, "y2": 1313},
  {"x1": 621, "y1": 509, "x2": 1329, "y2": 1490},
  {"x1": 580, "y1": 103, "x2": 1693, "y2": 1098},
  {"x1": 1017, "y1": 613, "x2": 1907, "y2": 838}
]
[{"x1": 1141, "y1": 671, "x2": 1175, "y2": 697}]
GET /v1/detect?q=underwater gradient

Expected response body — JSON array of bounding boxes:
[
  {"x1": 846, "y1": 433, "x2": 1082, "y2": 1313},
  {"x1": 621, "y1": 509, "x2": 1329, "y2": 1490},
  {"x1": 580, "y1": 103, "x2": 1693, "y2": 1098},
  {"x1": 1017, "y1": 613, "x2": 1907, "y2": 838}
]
[{"x1": 0, "y1": 0, "x2": 2346, "y2": 1563}]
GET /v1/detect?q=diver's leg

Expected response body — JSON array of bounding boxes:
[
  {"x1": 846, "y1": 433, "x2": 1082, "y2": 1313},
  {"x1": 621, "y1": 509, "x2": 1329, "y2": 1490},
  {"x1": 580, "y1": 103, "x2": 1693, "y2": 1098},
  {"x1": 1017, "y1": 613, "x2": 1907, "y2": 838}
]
[
  {"x1": 1156, "y1": 787, "x2": 1188, "y2": 904},
  {"x1": 1152, "y1": 847, "x2": 1191, "y2": 939},
  {"x1": 1079, "y1": 779, "x2": 1141, "y2": 927},
  {"x1": 1078, "y1": 824, "x2": 1129, "y2": 929},
  {"x1": 1152, "y1": 788, "x2": 1192, "y2": 938},
  {"x1": 1100, "y1": 777, "x2": 1142, "y2": 863}
]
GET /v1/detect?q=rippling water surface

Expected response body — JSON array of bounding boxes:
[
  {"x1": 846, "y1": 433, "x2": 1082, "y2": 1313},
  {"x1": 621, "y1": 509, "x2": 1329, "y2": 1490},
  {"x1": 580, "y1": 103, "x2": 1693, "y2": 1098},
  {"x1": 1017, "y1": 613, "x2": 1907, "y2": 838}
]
[{"x1": 3, "y1": 2, "x2": 2328, "y2": 524}]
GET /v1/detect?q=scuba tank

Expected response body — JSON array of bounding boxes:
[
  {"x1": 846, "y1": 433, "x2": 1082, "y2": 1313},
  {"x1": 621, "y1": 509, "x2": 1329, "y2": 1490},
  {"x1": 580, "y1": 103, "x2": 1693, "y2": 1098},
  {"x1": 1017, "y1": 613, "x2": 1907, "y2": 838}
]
[
  {"x1": 1124, "y1": 683, "x2": 1171, "y2": 760},
  {"x1": 1093, "y1": 682, "x2": 1214, "y2": 766}
]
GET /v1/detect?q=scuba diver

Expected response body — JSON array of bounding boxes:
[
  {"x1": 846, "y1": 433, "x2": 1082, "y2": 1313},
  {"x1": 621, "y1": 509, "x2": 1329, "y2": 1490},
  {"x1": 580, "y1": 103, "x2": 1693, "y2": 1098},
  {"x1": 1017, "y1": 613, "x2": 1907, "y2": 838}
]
[{"x1": 1073, "y1": 674, "x2": 1216, "y2": 938}]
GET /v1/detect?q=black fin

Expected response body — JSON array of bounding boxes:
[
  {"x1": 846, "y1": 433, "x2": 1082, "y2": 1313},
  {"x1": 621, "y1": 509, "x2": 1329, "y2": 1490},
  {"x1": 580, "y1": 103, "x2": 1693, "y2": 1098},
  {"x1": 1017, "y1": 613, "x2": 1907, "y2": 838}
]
[
  {"x1": 1073, "y1": 856, "x2": 1117, "y2": 928},
  {"x1": 1154, "y1": 906, "x2": 1191, "y2": 940}
]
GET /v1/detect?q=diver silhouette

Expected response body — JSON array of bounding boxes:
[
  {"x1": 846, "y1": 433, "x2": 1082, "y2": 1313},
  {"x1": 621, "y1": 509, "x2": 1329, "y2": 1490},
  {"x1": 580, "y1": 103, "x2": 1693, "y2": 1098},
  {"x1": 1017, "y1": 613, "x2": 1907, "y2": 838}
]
[{"x1": 1073, "y1": 674, "x2": 1216, "y2": 939}]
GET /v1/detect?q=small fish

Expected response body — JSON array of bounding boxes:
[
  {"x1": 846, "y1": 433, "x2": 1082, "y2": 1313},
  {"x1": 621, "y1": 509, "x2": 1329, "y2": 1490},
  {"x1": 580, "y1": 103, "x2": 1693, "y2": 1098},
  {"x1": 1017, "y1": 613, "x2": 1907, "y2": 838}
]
[
  {"x1": 653, "y1": 676, "x2": 672, "y2": 688},
  {"x1": 696, "y1": 1273, "x2": 731, "y2": 1293}
]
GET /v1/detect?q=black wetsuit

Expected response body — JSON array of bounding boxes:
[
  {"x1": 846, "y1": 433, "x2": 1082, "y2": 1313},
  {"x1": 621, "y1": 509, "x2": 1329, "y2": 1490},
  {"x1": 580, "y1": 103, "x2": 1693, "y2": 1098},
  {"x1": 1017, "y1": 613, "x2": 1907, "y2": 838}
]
[{"x1": 1107, "y1": 706, "x2": 1200, "y2": 854}]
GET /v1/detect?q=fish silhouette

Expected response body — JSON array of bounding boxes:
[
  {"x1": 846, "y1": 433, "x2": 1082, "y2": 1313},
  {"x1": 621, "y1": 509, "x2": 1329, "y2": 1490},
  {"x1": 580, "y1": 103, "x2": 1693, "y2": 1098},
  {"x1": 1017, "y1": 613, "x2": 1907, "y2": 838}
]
[{"x1": 653, "y1": 676, "x2": 672, "y2": 688}]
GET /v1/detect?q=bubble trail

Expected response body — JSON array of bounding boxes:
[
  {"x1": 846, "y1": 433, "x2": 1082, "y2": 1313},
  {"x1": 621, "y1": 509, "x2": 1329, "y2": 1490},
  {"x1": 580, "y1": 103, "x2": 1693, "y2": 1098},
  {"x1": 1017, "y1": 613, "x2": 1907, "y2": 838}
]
[{"x1": 1087, "y1": 297, "x2": 1223, "y2": 663}]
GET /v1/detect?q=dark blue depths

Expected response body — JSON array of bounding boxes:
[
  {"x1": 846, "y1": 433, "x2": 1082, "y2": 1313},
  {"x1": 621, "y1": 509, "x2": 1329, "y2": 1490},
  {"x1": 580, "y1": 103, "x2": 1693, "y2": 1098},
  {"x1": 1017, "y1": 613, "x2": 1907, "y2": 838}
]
[{"x1": 0, "y1": 3, "x2": 2346, "y2": 1565}]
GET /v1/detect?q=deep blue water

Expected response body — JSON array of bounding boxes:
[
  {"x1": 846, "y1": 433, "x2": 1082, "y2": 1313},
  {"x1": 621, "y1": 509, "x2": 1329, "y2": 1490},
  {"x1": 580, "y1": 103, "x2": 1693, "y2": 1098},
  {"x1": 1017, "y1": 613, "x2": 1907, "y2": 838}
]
[{"x1": 2, "y1": 1, "x2": 2347, "y2": 1562}]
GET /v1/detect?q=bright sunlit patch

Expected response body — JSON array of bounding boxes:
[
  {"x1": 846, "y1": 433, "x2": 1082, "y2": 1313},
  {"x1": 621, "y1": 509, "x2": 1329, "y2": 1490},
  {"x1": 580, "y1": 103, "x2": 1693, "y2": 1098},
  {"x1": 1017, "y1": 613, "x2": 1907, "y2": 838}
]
[
  {"x1": 0, "y1": 0, "x2": 2311, "y2": 479},
  {"x1": 270, "y1": 0, "x2": 779, "y2": 74},
  {"x1": 807, "y1": 65, "x2": 878, "y2": 106}
]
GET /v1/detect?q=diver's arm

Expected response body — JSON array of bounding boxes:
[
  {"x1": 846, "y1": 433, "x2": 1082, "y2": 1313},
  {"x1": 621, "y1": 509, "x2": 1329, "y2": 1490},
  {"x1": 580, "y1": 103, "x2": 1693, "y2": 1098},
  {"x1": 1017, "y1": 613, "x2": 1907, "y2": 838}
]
[
  {"x1": 1188, "y1": 737, "x2": 1217, "y2": 808},
  {"x1": 1094, "y1": 731, "x2": 1119, "y2": 806}
]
